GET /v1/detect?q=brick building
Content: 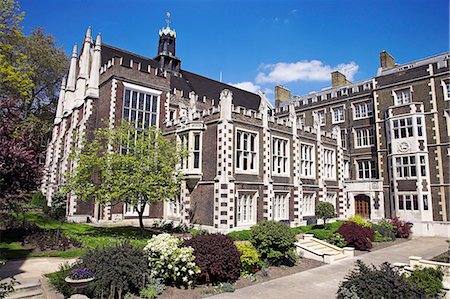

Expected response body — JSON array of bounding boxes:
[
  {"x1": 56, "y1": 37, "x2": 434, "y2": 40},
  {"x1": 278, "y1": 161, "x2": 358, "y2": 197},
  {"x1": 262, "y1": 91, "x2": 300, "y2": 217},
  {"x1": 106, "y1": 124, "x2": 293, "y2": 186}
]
[
  {"x1": 41, "y1": 23, "x2": 449, "y2": 236},
  {"x1": 276, "y1": 51, "x2": 450, "y2": 236}
]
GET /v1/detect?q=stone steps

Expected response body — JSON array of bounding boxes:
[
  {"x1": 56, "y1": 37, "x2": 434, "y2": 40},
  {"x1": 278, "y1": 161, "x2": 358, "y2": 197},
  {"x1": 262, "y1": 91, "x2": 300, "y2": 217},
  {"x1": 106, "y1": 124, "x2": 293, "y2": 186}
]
[
  {"x1": 296, "y1": 235, "x2": 354, "y2": 264},
  {"x1": 5, "y1": 278, "x2": 44, "y2": 299}
]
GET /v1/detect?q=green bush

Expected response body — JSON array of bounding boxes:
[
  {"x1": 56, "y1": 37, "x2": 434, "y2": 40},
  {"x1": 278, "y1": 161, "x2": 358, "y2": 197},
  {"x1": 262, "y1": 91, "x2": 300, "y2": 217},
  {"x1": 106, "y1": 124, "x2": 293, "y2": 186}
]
[
  {"x1": 235, "y1": 241, "x2": 262, "y2": 274},
  {"x1": 228, "y1": 230, "x2": 251, "y2": 241},
  {"x1": 139, "y1": 276, "x2": 165, "y2": 299},
  {"x1": 348, "y1": 215, "x2": 371, "y2": 228},
  {"x1": 405, "y1": 267, "x2": 444, "y2": 298},
  {"x1": 49, "y1": 192, "x2": 66, "y2": 222},
  {"x1": 372, "y1": 219, "x2": 396, "y2": 242},
  {"x1": 31, "y1": 191, "x2": 48, "y2": 212},
  {"x1": 337, "y1": 260, "x2": 424, "y2": 298},
  {"x1": 315, "y1": 202, "x2": 335, "y2": 225},
  {"x1": 327, "y1": 233, "x2": 346, "y2": 248},
  {"x1": 250, "y1": 221, "x2": 297, "y2": 266},
  {"x1": 82, "y1": 243, "x2": 149, "y2": 298}
]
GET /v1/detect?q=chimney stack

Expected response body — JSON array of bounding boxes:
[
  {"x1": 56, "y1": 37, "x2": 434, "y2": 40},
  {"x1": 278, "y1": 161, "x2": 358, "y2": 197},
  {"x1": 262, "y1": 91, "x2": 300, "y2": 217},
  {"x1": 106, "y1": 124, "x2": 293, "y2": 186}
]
[
  {"x1": 380, "y1": 50, "x2": 395, "y2": 69},
  {"x1": 331, "y1": 71, "x2": 352, "y2": 88},
  {"x1": 275, "y1": 85, "x2": 291, "y2": 108}
]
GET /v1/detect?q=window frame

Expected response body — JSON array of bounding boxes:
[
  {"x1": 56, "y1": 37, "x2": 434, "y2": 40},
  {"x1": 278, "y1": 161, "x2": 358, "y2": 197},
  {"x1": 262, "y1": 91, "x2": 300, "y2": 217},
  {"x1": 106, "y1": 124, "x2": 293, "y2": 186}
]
[
  {"x1": 354, "y1": 127, "x2": 374, "y2": 148},
  {"x1": 357, "y1": 159, "x2": 377, "y2": 180},
  {"x1": 235, "y1": 128, "x2": 259, "y2": 175},
  {"x1": 273, "y1": 192, "x2": 289, "y2": 221},
  {"x1": 395, "y1": 155, "x2": 417, "y2": 178},
  {"x1": 397, "y1": 193, "x2": 419, "y2": 211},
  {"x1": 300, "y1": 142, "x2": 316, "y2": 179},
  {"x1": 393, "y1": 87, "x2": 413, "y2": 106},
  {"x1": 331, "y1": 105, "x2": 345, "y2": 124},
  {"x1": 272, "y1": 136, "x2": 290, "y2": 177},
  {"x1": 236, "y1": 191, "x2": 257, "y2": 226},
  {"x1": 302, "y1": 192, "x2": 316, "y2": 216},
  {"x1": 352, "y1": 101, "x2": 373, "y2": 120},
  {"x1": 323, "y1": 148, "x2": 336, "y2": 181}
]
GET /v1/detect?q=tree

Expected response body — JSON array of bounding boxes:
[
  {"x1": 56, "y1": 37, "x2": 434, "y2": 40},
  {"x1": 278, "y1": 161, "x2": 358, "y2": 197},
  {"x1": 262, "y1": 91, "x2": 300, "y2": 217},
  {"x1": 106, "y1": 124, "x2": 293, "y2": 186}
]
[
  {"x1": 64, "y1": 122, "x2": 188, "y2": 230},
  {"x1": 315, "y1": 201, "x2": 335, "y2": 225},
  {"x1": 0, "y1": 0, "x2": 34, "y2": 100},
  {"x1": 0, "y1": 99, "x2": 42, "y2": 211}
]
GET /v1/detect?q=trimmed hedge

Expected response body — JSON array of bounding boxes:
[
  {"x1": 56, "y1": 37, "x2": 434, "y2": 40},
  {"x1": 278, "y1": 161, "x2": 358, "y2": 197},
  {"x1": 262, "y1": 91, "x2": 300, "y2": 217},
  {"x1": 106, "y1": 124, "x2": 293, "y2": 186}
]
[{"x1": 337, "y1": 222, "x2": 375, "y2": 250}]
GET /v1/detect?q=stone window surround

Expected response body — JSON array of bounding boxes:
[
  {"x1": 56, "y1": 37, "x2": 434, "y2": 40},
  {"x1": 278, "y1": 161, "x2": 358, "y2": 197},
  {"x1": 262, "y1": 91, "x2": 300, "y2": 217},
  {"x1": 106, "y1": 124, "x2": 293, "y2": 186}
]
[
  {"x1": 395, "y1": 155, "x2": 417, "y2": 178},
  {"x1": 323, "y1": 147, "x2": 336, "y2": 181},
  {"x1": 302, "y1": 192, "x2": 316, "y2": 216},
  {"x1": 300, "y1": 142, "x2": 316, "y2": 179},
  {"x1": 236, "y1": 190, "x2": 258, "y2": 226},
  {"x1": 354, "y1": 127, "x2": 374, "y2": 148},
  {"x1": 441, "y1": 80, "x2": 450, "y2": 101},
  {"x1": 314, "y1": 109, "x2": 326, "y2": 126},
  {"x1": 166, "y1": 196, "x2": 183, "y2": 218},
  {"x1": 272, "y1": 136, "x2": 290, "y2": 177},
  {"x1": 235, "y1": 128, "x2": 259, "y2": 175},
  {"x1": 122, "y1": 81, "x2": 162, "y2": 129},
  {"x1": 273, "y1": 192, "x2": 289, "y2": 221},
  {"x1": 397, "y1": 193, "x2": 419, "y2": 211},
  {"x1": 356, "y1": 159, "x2": 377, "y2": 179},
  {"x1": 392, "y1": 86, "x2": 413, "y2": 106},
  {"x1": 178, "y1": 131, "x2": 203, "y2": 172},
  {"x1": 352, "y1": 100, "x2": 373, "y2": 120},
  {"x1": 331, "y1": 105, "x2": 345, "y2": 124}
]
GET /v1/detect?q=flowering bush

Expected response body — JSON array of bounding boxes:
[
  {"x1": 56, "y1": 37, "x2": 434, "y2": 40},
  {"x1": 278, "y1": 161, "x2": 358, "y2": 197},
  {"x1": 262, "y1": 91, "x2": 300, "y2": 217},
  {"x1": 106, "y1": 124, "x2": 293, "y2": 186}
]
[
  {"x1": 67, "y1": 267, "x2": 94, "y2": 280},
  {"x1": 390, "y1": 217, "x2": 412, "y2": 238},
  {"x1": 144, "y1": 233, "x2": 199, "y2": 287},
  {"x1": 184, "y1": 234, "x2": 241, "y2": 283},
  {"x1": 337, "y1": 222, "x2": 375, "y2": 250}
]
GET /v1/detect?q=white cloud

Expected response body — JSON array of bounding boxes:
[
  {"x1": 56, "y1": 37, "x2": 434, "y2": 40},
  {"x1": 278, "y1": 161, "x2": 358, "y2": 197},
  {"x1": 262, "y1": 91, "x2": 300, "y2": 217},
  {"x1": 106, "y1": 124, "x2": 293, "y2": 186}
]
[
  {"x1": 230, "y1": 81, "x2": 261, "y2": 93},
  {"x1": 255, "y1": 60, "x2": 359, "y2": 84},
  {"x1": 229, "y1": 81, "x2": 274, "y2": 95}
]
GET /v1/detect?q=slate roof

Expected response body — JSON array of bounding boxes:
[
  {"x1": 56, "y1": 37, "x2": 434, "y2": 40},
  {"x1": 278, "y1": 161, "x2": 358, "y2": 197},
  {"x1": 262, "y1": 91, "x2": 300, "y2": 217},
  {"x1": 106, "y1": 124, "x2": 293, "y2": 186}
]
[{"x1": 101, "y1": 44, "x2": 261, "y2": 110}]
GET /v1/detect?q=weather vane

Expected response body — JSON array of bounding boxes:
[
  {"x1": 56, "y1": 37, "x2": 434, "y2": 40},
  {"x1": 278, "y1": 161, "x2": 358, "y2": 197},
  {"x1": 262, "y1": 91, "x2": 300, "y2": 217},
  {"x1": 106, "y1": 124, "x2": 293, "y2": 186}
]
[{"x1": 166, "y1": 12, "x2": 171, "y2": 27}]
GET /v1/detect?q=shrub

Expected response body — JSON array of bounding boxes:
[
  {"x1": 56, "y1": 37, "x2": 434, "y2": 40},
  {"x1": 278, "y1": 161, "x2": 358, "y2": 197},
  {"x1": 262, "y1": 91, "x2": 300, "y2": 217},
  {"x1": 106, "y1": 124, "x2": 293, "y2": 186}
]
[
  {"x1": 315, "y1": 202, "x2": 335, "y2": 225},
  {"x1": 235, "y1": 241, "x2": 262, "y2": 275},
  {"x1": 250, "y1": 221, "x2": 297, "y2": 266},
  {"x1": 227, "y1": 230, "x2": 251, "y2": 241},
  {"x1": 348, "y1": 215, "x2": 371, "y2": 228},
  {"x1": 49, "y1": 192, "x2": 66, "y2": 222},
  {"x1": 144, "y1": 234, "x2": 199, "y2": 287},
  {"x1": 139, "y1": 276, "x2": 165, "y2": 299},
  {"x1": 337, "y1": 222, "x2": 375, "y2": 250},
  {"x1": 22, "y1": 230, "x2": 81, "y2": 251},
  {"x1": 0, "y1": 214, "x2": 41, "y2": 241},
  {"x1": 82, "y1": 243, "x2": 149, "y2": 298},
  {"x1": 327, "y1": 233, "x2": 346, "y2": 248},
  {"x1": 337, "y1": 260, "x2": 424, "y2": 299},
  {"x1": 390, "y1": 217, "x2": 412, "y2": 238},
  {"x1": 67, "y1": 267, "x2": 94, "y2": 280},
  {"x1": 31, "y1": 191, "x2": 47, "y2": 211},
  {"x1": 184, "y1": 234, "x2": 241, "y2": 284},
  {"x1": 372, "y1": 219, "x2": 396, "y2": 242},
  {"x1": 405, "y1": 267, "x2": 444, "y2": 298}
]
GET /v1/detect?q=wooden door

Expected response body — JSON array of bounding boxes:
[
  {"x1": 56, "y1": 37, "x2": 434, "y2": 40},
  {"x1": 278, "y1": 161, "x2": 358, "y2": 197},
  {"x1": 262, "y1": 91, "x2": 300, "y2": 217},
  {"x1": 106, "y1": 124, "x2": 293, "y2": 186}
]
[{"x1": 355, "y1": 195, "x2": 370, "y2": 218}]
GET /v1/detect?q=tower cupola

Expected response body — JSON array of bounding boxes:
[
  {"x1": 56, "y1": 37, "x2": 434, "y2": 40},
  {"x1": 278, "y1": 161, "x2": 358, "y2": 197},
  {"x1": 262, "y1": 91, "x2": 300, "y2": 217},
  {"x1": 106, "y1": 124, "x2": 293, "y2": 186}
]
[{"x1": 155, "y1": 12, "x2": 181, "y2": 75}]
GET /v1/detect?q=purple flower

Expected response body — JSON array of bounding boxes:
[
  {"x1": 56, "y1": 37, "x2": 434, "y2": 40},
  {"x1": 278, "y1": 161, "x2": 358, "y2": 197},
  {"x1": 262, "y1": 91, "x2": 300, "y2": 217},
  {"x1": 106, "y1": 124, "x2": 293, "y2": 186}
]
[{"x1": 68, "y1": 267, "x2": 94, "y2": 279}]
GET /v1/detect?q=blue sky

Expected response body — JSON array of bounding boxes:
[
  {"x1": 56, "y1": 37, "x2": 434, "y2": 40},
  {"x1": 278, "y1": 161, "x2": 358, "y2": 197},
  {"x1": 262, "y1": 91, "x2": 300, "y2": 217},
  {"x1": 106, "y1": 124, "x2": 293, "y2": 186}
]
[{"x1": 21, "y1": 0, "x2": 449, "y2": 100}]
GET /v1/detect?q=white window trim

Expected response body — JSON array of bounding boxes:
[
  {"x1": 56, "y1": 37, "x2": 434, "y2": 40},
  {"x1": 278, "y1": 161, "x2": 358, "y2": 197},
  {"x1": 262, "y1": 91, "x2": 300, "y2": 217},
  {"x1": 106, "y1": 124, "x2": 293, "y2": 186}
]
[
  {"x1": 236, "y1": 190, "x2": 258, "y2": 226},
  {"x1": 271, "y1": 136, "x2": 290, "y2": 177},
  {"x1": 300, "y1": 142, "x2": 316, "y2": 179},
  {"x1": 356, "y1": 159, "x2": 376, "y2": 180},
  {"x1": 302, "y1": 192, "x2": 316, "y2": 216},
  {"x1": 122, "y1": 85, "x2": 161, "y2": 129},
  {"x1": 323, "y1": 147, "x2": 336, "y2": 181},
  {"x1": 235, "y1": 128, "x2": 259, "y2": 175},
  {"x1": 178, "y1": 131, "x2": 202, "y2": 172},
  {"x1": 397, "y1": 193, "x2": 420, "y2": 212},
  {"x1": 331, "y1": 105, "x2": 345, "y2": 124},
  {"x1": 354, "y1": 127, "x2": 374, "y2": 148},
  {"x1": 352, "y1": 100, "x2": 373, "y2": 120},
  {"x1": 123, "y1": 81, "x2": 163, "y2": 96},
  {"x1": 324, "y1": 192, "x2": 337, "y2": 208},
  {"x1": 395, "y1": 155, "x2": 417, "y2": 179},
  {"x1": 315, "y1": 109, "x2": 326, "y2": 126},
  {"x1": 166, "y1": 197, "x2": 183, "y2": 219},
  {"x1": 441, "y1": 80, "x2": 450, "y2": 101},
  {"x1": 297, "y1": 113, "x2": 305, "y2": 126},
  {"x1": 392, "y1": 86, "x2": 413, "y2": 106},
  {"x1": 273, "y1": 192, "x2": 289, "y2": 221}
]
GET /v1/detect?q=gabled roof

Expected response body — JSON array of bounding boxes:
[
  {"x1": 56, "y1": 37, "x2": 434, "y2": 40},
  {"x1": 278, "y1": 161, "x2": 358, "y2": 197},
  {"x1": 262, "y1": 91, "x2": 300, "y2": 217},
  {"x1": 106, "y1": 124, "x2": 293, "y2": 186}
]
[
  {"x1": 100, "y1": 43, "x2": 261, "y2": 110},
  {"x1": 174, "y1": 70, "x2": 261, "y2": 110}
]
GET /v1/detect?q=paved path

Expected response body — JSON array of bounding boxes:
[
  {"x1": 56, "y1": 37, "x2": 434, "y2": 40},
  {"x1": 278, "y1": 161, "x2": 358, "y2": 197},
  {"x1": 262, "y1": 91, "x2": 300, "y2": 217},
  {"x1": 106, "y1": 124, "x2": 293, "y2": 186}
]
[
  {"x1": 0, "y1": 257, "x2": 77, "y2": 281},
  {"x1": 211, "y1": 237, "x2": 449, "y2": 299}
]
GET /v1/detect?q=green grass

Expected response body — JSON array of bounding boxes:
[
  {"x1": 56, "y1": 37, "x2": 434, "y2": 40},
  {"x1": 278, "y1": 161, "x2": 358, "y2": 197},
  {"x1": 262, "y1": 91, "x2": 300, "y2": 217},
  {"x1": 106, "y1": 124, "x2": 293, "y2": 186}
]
[{"x1": 0, "y1": 212, "x2": 154, "y2": 260}]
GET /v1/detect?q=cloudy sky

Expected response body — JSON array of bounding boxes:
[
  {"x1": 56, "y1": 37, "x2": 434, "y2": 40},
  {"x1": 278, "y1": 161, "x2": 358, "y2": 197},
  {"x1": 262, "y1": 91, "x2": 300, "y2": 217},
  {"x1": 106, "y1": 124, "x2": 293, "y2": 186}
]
[{"x1": 21, "y1": 0, "x2": 449, "y2": 101}]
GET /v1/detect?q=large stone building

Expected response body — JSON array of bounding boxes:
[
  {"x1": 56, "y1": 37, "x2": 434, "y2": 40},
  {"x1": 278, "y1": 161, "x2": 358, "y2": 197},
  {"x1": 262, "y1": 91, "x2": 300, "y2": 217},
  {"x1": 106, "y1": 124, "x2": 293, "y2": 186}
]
[{"x1": 41, "y1": 22, "x2": 450, "y2": 236}]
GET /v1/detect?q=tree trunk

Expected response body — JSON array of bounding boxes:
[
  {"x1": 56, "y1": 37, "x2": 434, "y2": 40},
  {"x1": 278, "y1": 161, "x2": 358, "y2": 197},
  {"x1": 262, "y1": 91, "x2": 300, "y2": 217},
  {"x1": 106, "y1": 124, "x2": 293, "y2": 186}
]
[{"x1": 136, "y1": 202, "x2": 147, "y2": 231}]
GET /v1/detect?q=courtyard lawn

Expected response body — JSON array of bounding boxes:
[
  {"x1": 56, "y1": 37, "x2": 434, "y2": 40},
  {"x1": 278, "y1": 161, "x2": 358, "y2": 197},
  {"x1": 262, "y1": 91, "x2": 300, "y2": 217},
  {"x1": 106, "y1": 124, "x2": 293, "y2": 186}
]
[{"x1": 0, "y1": 212, "x2": 154, "y2": 260}]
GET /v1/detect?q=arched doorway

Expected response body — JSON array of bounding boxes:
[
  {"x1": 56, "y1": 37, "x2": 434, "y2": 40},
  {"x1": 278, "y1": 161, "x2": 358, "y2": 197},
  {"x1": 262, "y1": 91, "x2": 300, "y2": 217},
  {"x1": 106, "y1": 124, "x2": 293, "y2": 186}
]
[{"x1": 355, "y1": 194, "x2": 371, "y2": 219}]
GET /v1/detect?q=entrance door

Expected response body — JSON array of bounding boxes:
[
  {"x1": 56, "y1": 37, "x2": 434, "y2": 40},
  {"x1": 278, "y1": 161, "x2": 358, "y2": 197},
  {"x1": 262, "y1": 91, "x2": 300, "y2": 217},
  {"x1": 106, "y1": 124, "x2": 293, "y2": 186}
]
[{"x1": 355, "y1": 195, "x2": 371, "y2": 218}]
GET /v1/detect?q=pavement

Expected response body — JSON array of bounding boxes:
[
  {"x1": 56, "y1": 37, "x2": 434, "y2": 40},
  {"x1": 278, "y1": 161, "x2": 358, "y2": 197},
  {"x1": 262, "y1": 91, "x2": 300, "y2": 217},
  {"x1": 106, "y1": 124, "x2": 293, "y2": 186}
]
[
  {"x1": 211, "y1": 237, "x2": 449, "y2": 299},
  {"x1": 0, "y1": 257, "x2": 77, "y2": 281}
]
